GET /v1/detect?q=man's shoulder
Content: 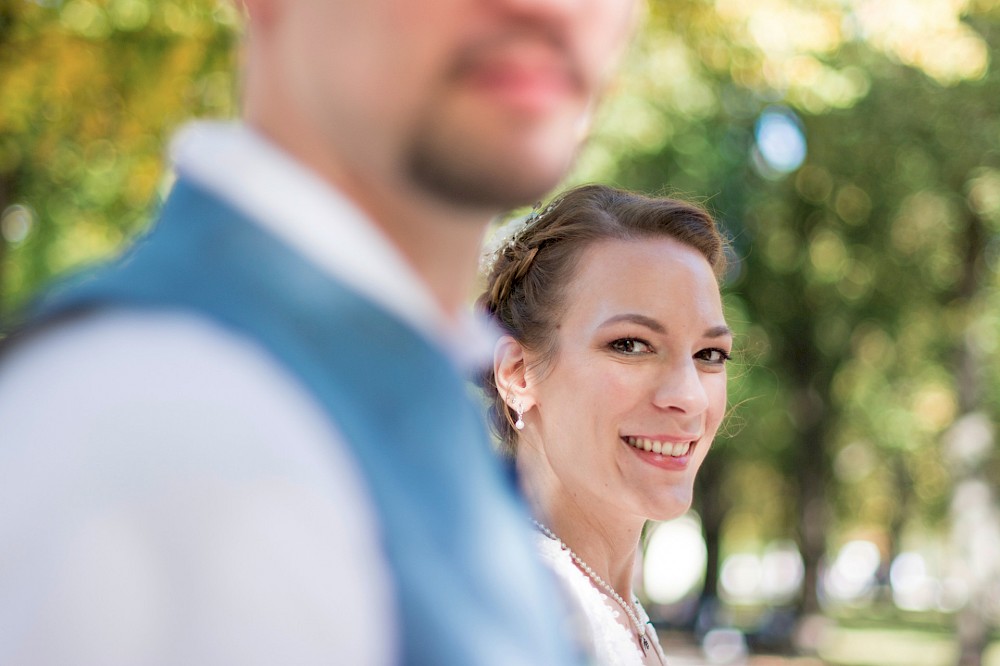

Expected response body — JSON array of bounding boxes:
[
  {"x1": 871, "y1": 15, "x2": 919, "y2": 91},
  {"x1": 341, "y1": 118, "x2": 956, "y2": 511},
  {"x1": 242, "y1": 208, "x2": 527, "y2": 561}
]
[
  {"x1": 2, "y1": 308, "x2": 301, "y2": 406},
  {"x1": 0, "y1": 308, "x2": 346, "y2": 474},
  {"x1": 0, "y1": 305, "x2": 387, "y2": 570}
]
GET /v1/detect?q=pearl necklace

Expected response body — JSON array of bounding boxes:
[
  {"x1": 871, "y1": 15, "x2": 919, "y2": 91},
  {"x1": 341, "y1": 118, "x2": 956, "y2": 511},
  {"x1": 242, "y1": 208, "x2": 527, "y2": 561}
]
[{"x1": 532, "y1": 519, "x2": 653, "y2": 656}]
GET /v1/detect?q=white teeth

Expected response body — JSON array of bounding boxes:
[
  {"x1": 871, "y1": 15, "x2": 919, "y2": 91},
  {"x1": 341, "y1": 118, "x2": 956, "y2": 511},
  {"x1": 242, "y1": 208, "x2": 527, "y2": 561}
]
[{"x1": 625, "y1": 437, "x2": 692, "y2": 457}]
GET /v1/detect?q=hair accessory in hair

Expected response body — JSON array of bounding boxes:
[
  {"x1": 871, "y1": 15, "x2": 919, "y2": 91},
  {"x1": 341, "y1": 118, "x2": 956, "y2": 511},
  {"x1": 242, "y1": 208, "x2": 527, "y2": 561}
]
[
  {"x1": 478, "y1": 200, "x2": 555, "y2": 276},
  {"x1": 527, "y1": 199, "x2": 558, "y2": 225}
]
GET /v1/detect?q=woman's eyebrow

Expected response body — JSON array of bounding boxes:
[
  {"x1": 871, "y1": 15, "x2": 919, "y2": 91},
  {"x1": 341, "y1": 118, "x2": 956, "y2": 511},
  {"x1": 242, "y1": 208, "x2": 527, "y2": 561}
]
[
  {"x1": 705, "y1": 325, "x2": 733, "y2": 339},
  {"x1": 598, "y1": 315, "x2": 732, "y2": 340},
  {"x1": 597, "y1": 313, "x2": 665, "y2": 333}
]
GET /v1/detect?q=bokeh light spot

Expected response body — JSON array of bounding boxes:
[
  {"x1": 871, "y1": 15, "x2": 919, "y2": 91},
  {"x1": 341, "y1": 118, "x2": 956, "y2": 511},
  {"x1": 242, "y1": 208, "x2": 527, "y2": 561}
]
[
  {"x1": 644, "y1": 514, "x2": 707, "y2": 605},
  {"x1": 752, "y1": 107, "x2": 807, "y2": 179}
]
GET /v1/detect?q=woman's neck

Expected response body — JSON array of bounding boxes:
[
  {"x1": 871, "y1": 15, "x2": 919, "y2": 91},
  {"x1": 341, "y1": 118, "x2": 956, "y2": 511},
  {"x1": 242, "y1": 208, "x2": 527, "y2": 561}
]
[{"x1": 519, "y1": 455, "x2": 646, "y2": 600}]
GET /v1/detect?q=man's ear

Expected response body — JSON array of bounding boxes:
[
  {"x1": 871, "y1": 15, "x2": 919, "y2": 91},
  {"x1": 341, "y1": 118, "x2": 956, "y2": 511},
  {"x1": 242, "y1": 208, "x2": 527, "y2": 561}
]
[{"x1": 494, "y1": 335, "x2": 531, "y2": 408}]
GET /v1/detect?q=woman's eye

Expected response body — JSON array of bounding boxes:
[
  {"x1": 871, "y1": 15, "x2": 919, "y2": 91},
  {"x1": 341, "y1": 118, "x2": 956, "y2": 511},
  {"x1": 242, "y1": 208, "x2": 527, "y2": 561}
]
[
  {"x1": 610, "y1": 338, "x2": 652, "y2": 355},
  {"x1": 697, "y1": 348, "x2": 731, "y2": 365}
]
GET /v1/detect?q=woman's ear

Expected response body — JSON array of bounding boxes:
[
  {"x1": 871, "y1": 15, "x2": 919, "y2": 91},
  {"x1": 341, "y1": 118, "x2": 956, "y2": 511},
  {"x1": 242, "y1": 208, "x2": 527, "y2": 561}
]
[{"x1": 494, "y1": 335, "x2": 530, "y2": 407}]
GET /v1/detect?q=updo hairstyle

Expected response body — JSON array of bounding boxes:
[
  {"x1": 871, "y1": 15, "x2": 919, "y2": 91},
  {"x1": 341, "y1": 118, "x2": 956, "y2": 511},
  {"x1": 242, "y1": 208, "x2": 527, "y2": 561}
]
[{"x1": 476, "y1": 183, "x2": 726, "y2": 457}]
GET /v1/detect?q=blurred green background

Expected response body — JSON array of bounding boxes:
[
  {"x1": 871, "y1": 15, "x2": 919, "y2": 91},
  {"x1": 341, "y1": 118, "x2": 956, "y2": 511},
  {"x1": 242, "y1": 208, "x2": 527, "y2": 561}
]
[{"x1": 3, "y1": 1, "x2": 1000, "y2": 664}]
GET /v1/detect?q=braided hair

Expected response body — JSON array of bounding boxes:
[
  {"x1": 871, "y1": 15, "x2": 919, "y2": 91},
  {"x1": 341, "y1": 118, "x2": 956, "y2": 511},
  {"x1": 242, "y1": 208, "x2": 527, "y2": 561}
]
[{"x1": 476, "y1": 183, "x2": 726, "y2": 456}]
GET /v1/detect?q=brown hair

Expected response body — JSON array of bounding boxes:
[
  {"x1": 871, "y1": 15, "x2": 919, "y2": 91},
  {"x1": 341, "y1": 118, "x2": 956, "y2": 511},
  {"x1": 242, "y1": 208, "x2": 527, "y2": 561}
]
[{"x1": 475, "y1": 183, "x2": 727, "y2": 456}]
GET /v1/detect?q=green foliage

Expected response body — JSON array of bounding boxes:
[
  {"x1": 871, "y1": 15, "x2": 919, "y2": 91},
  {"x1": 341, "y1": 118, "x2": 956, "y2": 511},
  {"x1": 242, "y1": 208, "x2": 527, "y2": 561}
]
[{"x1": 0, "y1": 0, "x2": 239, "y2": 316}]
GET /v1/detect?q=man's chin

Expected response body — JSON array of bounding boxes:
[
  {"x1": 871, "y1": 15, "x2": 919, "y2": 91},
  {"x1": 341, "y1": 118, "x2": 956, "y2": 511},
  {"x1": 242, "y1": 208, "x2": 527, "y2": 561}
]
[{"x1": 408, "y1": 142, "x2": 578, "y2": 212}]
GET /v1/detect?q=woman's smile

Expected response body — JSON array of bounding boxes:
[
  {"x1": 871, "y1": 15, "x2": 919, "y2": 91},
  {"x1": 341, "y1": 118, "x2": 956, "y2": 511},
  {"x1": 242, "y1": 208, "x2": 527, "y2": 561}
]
[
  {"x1": 622, "y1": 436, "x2": 698, "y2": 471},
  {"x1": 622, "y1": 436, "x2": 696, "y2": 458}
]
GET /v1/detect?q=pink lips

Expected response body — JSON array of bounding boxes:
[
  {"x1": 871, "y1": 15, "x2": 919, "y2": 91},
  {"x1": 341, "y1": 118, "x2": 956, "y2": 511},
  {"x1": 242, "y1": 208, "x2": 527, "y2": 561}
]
[{"x1": 622, "y1": 436, "x2": 698, "y2": 471}]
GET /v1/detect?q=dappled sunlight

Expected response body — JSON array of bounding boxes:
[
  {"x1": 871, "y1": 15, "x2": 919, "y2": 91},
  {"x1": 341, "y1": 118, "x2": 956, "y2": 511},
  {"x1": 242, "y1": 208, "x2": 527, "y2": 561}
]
[
  {"x1": 645, "y1": 515, "x2": 708, "y2": 606},
  {"x1": 852, "y1": 0, "x2": 990, "y2": 84},
  {"x1": 718, "y1": 545, "x2": 804, "y2": 606},
  {"x1": 967, "y1": 168, "x2": 1000, "y2": 224},
  {"x1": 0, "y1": 0, "x2": 240, "y2": 312}
]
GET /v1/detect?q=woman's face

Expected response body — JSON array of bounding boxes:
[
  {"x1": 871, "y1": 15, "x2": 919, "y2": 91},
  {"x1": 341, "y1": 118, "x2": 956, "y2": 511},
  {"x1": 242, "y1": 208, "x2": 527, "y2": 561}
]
[{"x1": 522, "y1": 237, "x2": 731, "y2": 523}]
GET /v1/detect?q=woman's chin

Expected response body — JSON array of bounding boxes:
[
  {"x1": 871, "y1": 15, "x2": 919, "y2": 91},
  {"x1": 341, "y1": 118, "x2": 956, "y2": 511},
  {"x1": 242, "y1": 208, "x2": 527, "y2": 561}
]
[{"x1": 641, "y1": 493, "x2": 694, "y2": 523}]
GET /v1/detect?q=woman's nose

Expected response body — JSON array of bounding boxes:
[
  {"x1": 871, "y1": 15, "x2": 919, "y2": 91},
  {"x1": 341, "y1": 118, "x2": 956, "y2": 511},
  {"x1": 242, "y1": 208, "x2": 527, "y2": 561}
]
[{"x1": 652, "y1": 359, "x2": 709, "y2": 416}]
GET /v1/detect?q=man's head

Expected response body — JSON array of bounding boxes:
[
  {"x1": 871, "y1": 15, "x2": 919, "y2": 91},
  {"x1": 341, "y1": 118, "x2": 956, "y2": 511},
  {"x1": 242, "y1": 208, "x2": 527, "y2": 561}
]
[{"x1": 240, "y1": 0, "x2": 639, "y2": 213}]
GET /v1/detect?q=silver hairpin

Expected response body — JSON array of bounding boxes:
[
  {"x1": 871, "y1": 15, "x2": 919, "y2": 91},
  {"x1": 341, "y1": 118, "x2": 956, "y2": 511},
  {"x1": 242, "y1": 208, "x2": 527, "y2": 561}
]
[{"x1": 478, "y1": 199, "x2": 558, "y2": 277}]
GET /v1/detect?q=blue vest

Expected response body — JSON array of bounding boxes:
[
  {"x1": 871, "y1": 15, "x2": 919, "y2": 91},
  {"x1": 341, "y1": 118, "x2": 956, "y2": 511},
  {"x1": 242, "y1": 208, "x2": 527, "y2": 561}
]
[{"x1": 25, "y1": 179, "x2": 580, "y2": 666}]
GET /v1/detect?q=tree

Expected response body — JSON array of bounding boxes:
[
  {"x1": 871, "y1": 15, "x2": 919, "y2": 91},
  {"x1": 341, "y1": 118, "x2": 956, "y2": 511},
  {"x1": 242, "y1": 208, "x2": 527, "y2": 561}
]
[{"x1": 0, "y1": 0, "x2": 239, "y2": 321}]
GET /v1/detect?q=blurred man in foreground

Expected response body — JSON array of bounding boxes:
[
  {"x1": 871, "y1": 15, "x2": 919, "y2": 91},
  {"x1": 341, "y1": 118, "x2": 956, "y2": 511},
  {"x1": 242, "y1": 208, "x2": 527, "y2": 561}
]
[{"x1": 0, "y1": 1, "x2": 638, "y2": 664}]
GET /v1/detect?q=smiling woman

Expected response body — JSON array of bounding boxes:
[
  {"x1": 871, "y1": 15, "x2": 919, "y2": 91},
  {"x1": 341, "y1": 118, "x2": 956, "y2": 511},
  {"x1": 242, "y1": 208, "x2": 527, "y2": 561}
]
[{"x1": 476, "y1": 183, "x2": 730, "y2": 666}]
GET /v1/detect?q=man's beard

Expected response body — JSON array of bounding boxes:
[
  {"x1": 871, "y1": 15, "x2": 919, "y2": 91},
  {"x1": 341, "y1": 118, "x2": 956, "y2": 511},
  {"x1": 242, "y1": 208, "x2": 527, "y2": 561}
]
[{"x1": 405, "y1": 118, "x2": 580, "y2": 212}]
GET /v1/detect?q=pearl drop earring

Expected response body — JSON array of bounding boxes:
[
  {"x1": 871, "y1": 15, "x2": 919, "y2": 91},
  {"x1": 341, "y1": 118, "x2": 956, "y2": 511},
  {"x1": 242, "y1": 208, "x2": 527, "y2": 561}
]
[{"x1": 508, "y1": 396, "x2": 526, "y2": 431}]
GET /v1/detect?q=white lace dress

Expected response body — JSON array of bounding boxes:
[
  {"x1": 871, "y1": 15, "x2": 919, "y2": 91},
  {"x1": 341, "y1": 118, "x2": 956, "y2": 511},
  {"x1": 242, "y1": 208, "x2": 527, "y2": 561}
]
[{"x1": 535, "y1": 533, "x2": 668, "y2": 666}]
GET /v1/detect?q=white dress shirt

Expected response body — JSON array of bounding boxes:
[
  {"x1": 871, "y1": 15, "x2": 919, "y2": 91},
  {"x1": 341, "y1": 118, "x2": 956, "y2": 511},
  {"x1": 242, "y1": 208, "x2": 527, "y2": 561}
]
[{"x1": 0, "y1": 122, "x2": 493, "y2": 666}]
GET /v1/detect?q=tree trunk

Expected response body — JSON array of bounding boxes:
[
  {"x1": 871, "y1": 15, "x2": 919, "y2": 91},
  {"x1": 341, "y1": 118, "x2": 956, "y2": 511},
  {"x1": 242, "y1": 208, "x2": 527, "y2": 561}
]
[
  {"x1": 947, "y1": 209, "x2": 994, "y2": 666},
  {"x1": 786, "y1": 335, "x2": 830, "y2": 618},
  {"x1": 794, "y1": 415, "x2": 828, "y2": 616},
  {"x1": 692, "y1": 455, "x2": 725, "y2": 637}
]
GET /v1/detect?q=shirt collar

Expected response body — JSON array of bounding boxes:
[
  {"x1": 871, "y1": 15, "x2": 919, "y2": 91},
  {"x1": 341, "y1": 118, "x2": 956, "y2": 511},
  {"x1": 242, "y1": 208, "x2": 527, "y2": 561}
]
[{"x1": 169, "y1": 121, "x2": 496, "y2": 371}]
